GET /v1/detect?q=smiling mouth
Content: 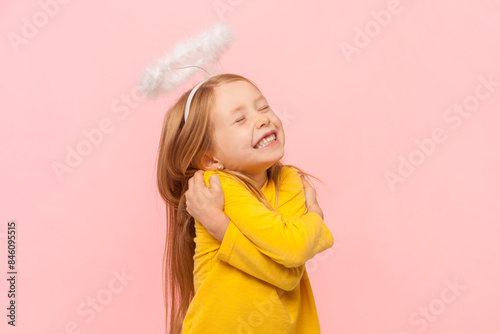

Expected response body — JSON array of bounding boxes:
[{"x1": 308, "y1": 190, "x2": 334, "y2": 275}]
[{"x1": 254, "y1": 133, "x2": 277, "y2": 149}]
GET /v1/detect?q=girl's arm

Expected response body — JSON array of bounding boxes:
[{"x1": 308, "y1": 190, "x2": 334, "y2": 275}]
[
  {"x1": 203, "y1": 167, "x2": 334, "y2": 268},
  {"x1": 206, "y1": 209, "x2": 305, "y2": 291},
  {"x1": 186, "y1": 170, "x2": 305, "y2": 291}
]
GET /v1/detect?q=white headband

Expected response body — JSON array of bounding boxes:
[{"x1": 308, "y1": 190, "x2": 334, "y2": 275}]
[{"x1": 184, "y1": 78, "x2": 209, "y2": 122}]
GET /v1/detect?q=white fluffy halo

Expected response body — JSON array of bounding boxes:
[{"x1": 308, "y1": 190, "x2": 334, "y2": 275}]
[{"x1": 137, "y1": 21, "x2": 234, "y2": 98}]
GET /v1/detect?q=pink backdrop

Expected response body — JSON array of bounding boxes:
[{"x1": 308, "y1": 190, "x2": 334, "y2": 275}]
[{"x1": 2, "y1": 0, "x2": 499, "y2": 333}]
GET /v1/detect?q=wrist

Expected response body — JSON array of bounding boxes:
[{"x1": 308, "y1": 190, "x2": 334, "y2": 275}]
[
  {"x1": 308, "y1": 203, "x2": 324, "y2": 220},
  {"x1": 210, "y1": 209, "x2": 230, "y2": 242}
]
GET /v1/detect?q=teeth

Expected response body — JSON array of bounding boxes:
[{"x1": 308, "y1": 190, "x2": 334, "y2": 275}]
[{"x1": 255, "y1": 134, "x2": 276, "y2": 149}]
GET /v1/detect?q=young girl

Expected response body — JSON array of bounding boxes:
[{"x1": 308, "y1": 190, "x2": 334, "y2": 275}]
[{"x1": 156, "y1": 73, "x2": 334, "y2": 333}]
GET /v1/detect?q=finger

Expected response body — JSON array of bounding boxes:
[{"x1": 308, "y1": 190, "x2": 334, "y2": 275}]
[
  {"x1": 300, "y1": 174, "x2": 311, "y2": 188},
  {"x1": 208, "y1": 174, "x2": 222, "y2": 192},
  {"x1": 188, "y1": 175, "x2": 194, "y2": 189},
  {"x1": 193, "y1": 170, "x2": 205, "y2": 190}
]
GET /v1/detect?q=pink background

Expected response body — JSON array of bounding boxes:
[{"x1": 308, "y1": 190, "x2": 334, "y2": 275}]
[{"x1": 1, "y1": 0, "x2": 499, "y2": 333}]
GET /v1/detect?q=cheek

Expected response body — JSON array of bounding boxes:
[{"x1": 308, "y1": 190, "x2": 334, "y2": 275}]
[
  {"x1": 272, "y1": 116, "x2": 285, "y2": 141},
  {"x1": 220, "y1": 132, "x2": 249, "y2": 150},
  {"x1": 270, "y1": 112, "x2": 282, "y2": 126},
  {"x1": 237, "y1": 134, "x2": 251, "y2": 149},
  {"x1": 213, "y1": 133, "x2": 229, "y2": 156},
  {"x1": 277, "y1": 118, "x2": 283, "y2": 128},
  {"x1": 272, "y1": 115, "x2": 283, "y2": 131}
]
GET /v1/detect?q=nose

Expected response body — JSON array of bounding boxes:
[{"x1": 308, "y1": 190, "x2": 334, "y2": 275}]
[{"x1": 256, "y1": 114, "x2": 270, "y2": 128}]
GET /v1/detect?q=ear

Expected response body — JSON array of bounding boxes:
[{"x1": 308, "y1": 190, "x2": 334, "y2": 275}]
[{"x1": 200, "y1": 153, "x2": 220, "y2": 171}]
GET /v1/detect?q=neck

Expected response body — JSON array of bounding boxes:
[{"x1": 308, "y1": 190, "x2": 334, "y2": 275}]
[{"x1": 244, "y1": 170, "x2": 268, "y2": 189}]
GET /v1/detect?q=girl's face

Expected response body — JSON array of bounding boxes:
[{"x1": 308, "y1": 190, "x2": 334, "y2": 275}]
[{"x1": 209, "y1": 80, "x2": 285, "y2": 176}]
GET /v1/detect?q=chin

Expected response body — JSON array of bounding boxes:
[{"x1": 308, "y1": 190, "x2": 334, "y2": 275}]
[
  {"x1": 270, "y1": 151, "x2": 285, "y2": 166},
  {"x1": 276, "y1": 146, "x2": 285, "y2": 157}
]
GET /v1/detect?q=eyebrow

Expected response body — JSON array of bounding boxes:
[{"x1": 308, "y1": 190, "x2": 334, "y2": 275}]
[{"x1": 230, "y1": 95, "x2": 266, "y2": 114}]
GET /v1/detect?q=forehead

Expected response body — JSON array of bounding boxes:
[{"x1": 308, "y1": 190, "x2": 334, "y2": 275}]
[{"x1": 213, "y1": 80, "x2": 264, "y2": 116}]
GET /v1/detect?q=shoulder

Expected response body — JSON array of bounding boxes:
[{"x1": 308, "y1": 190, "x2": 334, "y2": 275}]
[
  {"x1": 279, "y1": 166, "x2": 304, "y2": 194},
  {"x1": 280, "y1": 165, "x2": 299, "y2": 179},
  {"x1": 202, "y1": 171, "x2": 253, "y2": 203},
  {"x1": 202, "y1": 170, "x2": 241, "y2": 188},
  {"x1": 279, "y1": 166, "x2": 302, "y2": 189},
  {"x1": 202, "y1": 167, "x2": 302, "y2": 189}
]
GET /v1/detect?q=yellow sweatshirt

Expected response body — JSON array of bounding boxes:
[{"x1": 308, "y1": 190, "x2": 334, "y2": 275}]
[{"x1": 181, "y1": 166, "x2": 334, "y2": 333}]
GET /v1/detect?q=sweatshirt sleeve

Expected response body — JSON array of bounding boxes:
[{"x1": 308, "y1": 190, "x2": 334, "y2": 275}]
[
  {"x1": 216, "y1": 221, "x2": 305, "y2": 291},
  {"x1": 207, "y1": 167, "x2": 334, "y2": 269}
]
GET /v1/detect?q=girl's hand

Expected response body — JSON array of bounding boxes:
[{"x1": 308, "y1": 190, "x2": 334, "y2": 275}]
[
  {"x1": 185, "y1": 170, "x2": 229, "y2": 241},
  {"x1": 300, "y1": 174, "x2": 324, "y2": 220}
]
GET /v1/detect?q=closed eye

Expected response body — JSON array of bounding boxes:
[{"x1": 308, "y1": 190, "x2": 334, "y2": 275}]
[{"x1": 235, "y1": 106, "x2": 269, "y2": 123}]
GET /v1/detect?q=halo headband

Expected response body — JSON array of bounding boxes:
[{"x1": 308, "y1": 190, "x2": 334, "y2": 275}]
[
  {"x1": 184, "y1": 78, "x2": 210, "y2": 122},
  {"x1": 137, "y1": 22, "x2": 234, "y2": 99}
]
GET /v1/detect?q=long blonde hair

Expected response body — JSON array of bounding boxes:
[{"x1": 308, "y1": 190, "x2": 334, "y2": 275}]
[{"x1": 155, "y1": 73, "x2": 322, "y2": 333}]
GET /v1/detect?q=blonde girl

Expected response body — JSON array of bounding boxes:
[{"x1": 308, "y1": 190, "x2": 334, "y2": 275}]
[{"x1": 156, "y1": 73, "x2": 334, "y2": 333}]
